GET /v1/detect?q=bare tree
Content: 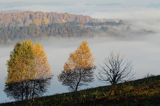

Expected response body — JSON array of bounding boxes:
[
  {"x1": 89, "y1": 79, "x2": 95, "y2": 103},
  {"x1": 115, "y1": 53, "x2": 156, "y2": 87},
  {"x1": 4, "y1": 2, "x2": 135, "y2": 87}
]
[
  {"x1": 98, "y1": 53, "x2": 134, "y2": 96},
  {"x1": 98, "y1": 53, "x2": 133, "y2": 85}
]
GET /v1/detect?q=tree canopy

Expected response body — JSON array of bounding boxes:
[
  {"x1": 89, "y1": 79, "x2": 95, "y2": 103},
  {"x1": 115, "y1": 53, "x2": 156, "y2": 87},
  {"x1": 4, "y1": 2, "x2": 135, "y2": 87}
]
[
  {"x1": 7, "y1": 40, "x2": 51, "y2": 83},
  {"x1": 64, "y1": 40, "x2": 94, "y2": 71}
]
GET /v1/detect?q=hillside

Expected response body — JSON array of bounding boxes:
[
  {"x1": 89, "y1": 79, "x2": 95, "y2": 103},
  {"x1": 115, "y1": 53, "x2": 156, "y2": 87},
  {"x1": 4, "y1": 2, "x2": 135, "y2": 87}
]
[
  {"x1": 0, "y1": 75, "x2": 160, "y2": 106},
  {"x1": 0, "y1": 11, "x2": 153, "y2": 43}
]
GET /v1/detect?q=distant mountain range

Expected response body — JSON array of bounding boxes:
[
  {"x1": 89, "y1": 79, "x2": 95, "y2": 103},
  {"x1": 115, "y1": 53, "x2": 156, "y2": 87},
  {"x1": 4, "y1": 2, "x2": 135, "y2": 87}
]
[{"x1": 0, "y1": 11, "x2": 153, "y2": 43}]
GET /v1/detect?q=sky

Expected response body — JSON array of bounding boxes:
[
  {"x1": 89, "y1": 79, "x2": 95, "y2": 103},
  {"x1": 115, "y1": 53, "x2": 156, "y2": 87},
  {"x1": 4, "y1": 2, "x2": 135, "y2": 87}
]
[{"x1": 0, "y1": 0, "x2": 160, "y2": 19}]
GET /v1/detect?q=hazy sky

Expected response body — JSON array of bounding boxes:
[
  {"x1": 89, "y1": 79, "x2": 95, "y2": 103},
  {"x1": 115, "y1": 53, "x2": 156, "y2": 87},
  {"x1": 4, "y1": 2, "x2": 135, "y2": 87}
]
[{"x1": 0, "y1": 0, "x2": 160, "y2": 19}]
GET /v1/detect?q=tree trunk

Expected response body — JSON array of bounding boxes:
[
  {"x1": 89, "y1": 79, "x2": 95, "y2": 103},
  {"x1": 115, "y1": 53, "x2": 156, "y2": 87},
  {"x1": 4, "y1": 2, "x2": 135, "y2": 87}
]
[{"x1": 75, "y1": 70, "x2": 82, "y2": 92}]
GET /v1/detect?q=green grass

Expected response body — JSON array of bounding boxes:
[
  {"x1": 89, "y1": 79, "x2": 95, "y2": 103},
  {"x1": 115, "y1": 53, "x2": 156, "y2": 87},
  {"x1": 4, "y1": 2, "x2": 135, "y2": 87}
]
[{"x1": 0, "y1": 75, "x2": 160, "y2": 106}]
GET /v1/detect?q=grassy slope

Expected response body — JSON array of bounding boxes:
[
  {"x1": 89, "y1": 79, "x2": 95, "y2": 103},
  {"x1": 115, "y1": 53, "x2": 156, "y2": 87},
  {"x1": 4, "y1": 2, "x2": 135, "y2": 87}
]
[{"x1": 0, "y1": 75, "x2": 160, "y2": 106}]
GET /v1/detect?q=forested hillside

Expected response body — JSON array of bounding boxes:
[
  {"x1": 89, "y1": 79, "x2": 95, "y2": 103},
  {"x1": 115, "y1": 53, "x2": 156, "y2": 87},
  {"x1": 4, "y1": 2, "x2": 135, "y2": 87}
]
[{"x1": 0, "y1": 11, "x2": 152, "y2": 43}]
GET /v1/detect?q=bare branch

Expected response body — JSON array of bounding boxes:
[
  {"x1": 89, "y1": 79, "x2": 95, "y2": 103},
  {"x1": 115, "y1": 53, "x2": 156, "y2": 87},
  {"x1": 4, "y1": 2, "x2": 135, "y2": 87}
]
[{"x1": 98, "y1": 52, "x2": 133, "y2": 85}]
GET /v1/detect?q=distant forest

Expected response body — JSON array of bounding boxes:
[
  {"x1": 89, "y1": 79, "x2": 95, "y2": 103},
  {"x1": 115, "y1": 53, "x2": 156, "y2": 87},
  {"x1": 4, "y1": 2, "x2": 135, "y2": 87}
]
[{"x1": 0, "y1": 11, "x2": 151, "y2": 43}]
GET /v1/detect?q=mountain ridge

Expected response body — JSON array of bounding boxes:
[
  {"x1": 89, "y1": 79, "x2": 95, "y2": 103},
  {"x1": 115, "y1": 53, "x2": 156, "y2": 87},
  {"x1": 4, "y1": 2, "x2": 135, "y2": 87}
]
[{"x1": 0, "y1": 11, "x2": 153, "y2": 43}]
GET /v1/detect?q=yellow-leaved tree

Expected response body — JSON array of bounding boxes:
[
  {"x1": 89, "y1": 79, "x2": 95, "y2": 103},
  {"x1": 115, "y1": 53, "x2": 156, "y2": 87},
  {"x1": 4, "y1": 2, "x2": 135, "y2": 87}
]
[
  {"x1": 64, "y1": 40, "x2": 94, "y2": 71},
  {"x1": 58, "y1": 41, "x2": 95, "y2": 91},
  {"x1": 7, "y1": 40, "x2": 51, "y2": 83}
]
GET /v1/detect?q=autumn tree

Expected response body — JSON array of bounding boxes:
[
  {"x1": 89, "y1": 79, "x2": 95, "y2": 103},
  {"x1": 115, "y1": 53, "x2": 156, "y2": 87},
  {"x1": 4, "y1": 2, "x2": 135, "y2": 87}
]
[
  {"x1": 58, "y1": 41, "x2": 95, "y2": 92},
  {"x1": 7, "y1": 40, "x2": 51, "y2": 83}
]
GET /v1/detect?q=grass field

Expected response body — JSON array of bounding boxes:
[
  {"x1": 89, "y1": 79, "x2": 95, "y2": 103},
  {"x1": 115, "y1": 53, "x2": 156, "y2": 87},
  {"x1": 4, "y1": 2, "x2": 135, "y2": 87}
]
[{"x1": 0, "y1": 75, "x2": 160, "y2": 106}]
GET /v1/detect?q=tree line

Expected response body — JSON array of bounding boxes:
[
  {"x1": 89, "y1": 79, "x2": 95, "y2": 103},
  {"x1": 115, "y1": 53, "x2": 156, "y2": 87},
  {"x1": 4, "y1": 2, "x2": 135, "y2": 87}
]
[
  {"x1": 0, "y1": 11, "x2": 92, "y2": 43},
  {"x1": 4, "y1": 40, "x2": 133, "y2": 101},
  {"x1": 0, "y1": 11, "x2": 127, "y2": 43}
]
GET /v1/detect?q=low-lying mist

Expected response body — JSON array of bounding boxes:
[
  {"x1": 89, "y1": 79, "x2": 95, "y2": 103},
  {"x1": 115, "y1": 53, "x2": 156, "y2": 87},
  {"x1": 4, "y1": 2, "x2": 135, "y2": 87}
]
[{"x1": 0, "y1": 19, "x2": 160, "y2": 103}]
